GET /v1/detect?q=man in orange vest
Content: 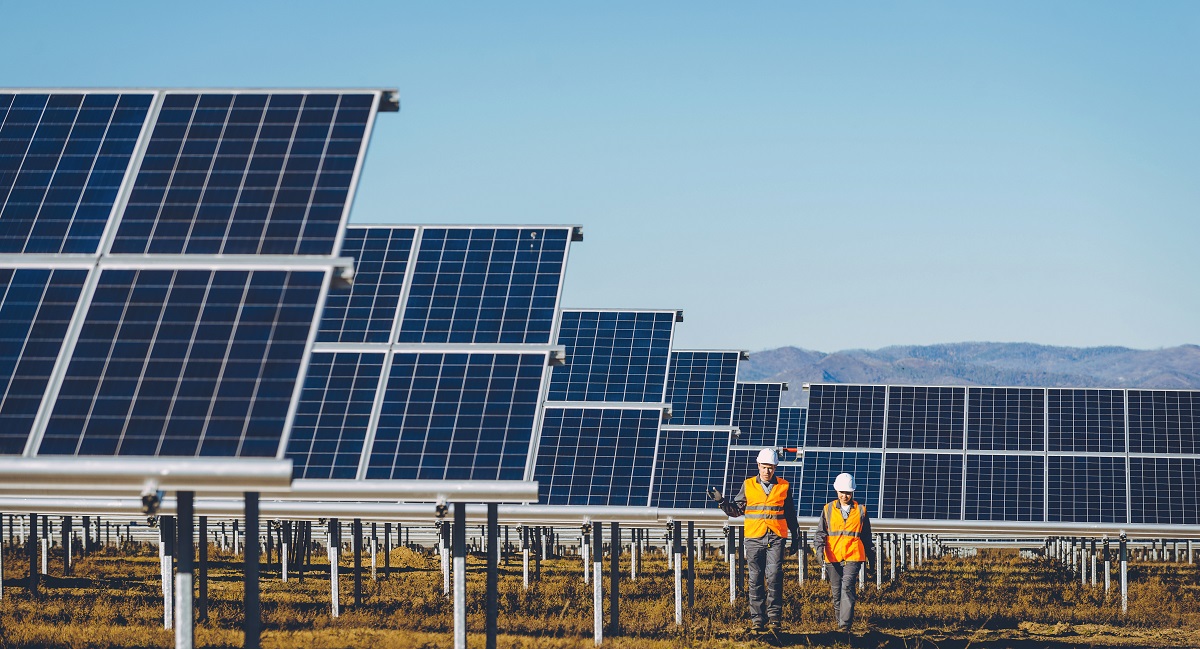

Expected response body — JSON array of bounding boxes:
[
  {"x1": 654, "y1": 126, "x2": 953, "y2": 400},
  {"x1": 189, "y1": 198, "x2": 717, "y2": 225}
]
[
  {"x1": 709, "y1": 448, "x2": 799, "y2": 633},
  {"x1": 814, "y1": 472, "x2": 875, "y2": 632}
]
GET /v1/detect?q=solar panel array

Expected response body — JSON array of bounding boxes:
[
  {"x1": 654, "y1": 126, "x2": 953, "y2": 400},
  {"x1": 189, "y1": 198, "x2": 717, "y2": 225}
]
[
  {"x1": 794, "y1": 383, "x2": 1200, "y2": 523},
  {"x1": 286, "y1": 225, "x2": 577, "y2": 481},
  {"x1": 533, "y1": 310, "x2": 678, "y2": 506},
  {"x1": 1, "y1": 88, "x2": 391, "y2": 461}
]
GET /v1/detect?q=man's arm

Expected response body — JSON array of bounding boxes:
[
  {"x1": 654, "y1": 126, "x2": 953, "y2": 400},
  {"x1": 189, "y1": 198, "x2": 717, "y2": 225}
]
[
  {"x1": 813, "y1": 502, "x2": 828, "y2": 561},
  {"x1": 716, "y1": 482, "x2": 747, "y2": 518},
  {"x1": 784, "y1": 487, "x2": 800, "y2": 552},
  {"x1": 861, "y1": 508, "x2": 875, "y2": 566}
]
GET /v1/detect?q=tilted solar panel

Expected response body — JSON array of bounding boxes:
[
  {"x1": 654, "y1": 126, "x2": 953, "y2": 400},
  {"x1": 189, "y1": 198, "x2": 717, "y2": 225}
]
[
  {"x1": 964, "y1": 454, "x2": 1043, "y2": 522},
  {"x1": 665, "y1": 351, "x2": 739, "y2": 426},
  {"x1": 533, "y1": 407, "x2": 660, "y2": 506},
  {"x1": 887, "y1": 386, "x2": 964, "y2": 450},
  {"x1": 882, "y1": 452, "x2": 963, "y2": 519},
  {"x1": 731, "y1": 382, "x2": 784, "y2": 448},
  {"x1": 0, "y1": 93, "x2": 151, "y2": 254},
  {"x1": 1128, "y1": 390, "x2": 1200, "y2": 454},
  {"x1": 967, "y1": 387, "x2": 1044, "y2": 451},
  {"x1": 398, "y1": 227, "x2": 570, "y2": 345},
  {"x1": 111, "y1": 92, "x2": 376, "y2": 256},
  {"x1": 652, "y1": 428, "x2": 730, "y2": 509},
  {"x1": 366, "y1": 352, "x2": 545, "y2": 480},
  {"x1": 777, "y1": 407, "x2": 806, "y2": 449},
  {"x1": 1048, "y1": 388, "x2": 1125, "y2": 453},
  {"x1": 317, "y1": 226, "x2": 415, "y2": 343},
  {"x1": 0, "y1": 268, "x2": 88, "y2": 453},
  {"x1": 548, "y1": 310, "x2": 675, "y2": 403},
  {"x1": 39, "y1": 269, "x2": 325, "y2": 457},
  {"x1": 286, "y1": 352, "x2": 385, "y2": 479},
  {"x1": 804, "y1": 384, "x2": 885, "y2": 448}
]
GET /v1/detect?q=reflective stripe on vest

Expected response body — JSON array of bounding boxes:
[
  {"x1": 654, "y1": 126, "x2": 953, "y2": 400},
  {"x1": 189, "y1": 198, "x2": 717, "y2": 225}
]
[
  {"x1": 823, "y1": 500, "x2": 868, "y2": 562},
  {"x1": 743, "y1": 477, "x2": 790, "y2": 539}
]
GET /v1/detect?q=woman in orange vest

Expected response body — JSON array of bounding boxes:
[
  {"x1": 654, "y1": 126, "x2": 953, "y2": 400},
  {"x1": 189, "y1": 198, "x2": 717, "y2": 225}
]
[
  {"x1": 813, "y1": 472, "x2": 875, "y2": 633},
  {"x1": 710, "y1": 448, "x2": 799, "y2": 633}
]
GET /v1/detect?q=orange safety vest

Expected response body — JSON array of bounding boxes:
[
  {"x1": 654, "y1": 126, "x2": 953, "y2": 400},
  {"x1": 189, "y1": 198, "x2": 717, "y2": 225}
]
[
  {"x1": 743, "y1": 477, "x2": 790, "y2": 539},
  {"x1": 823, "y1": 500, "x2": 868, "y2": 563}
]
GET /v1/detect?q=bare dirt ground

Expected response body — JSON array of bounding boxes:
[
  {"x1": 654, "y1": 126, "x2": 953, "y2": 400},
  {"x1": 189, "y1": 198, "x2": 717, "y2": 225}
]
[{"x1": 0, "y1": 542, "x2": 1197, "y2": 648}]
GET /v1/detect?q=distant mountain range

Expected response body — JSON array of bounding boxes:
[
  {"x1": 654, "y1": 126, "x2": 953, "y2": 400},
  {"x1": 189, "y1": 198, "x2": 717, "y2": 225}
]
[{"x1": 738, "y1": 343, "x2": 1200, "y2": 407}]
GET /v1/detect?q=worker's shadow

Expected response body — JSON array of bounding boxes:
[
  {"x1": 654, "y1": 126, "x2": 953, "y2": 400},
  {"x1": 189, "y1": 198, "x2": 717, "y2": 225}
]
[{"x1": 769, "y1": 629, "x2": 907, "y2": 647}]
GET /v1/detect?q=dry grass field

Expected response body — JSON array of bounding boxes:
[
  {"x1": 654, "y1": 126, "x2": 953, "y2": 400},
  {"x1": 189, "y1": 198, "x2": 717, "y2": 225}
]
[{"x1": 0, "y1": 540, "x2": 1198, "y2": 648}]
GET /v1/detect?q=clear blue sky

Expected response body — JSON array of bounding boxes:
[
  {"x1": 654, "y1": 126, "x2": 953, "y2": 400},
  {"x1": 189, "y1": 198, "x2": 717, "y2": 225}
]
[{"x1": 6, "y1": 2, "x2": 1197, "y2": 352}]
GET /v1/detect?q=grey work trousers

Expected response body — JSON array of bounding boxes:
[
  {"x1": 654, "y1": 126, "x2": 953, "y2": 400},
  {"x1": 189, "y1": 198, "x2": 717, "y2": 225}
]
[
  {"x1": 744, "y1": 532, "x2": 786, "y2": 625},
  {"x1": 826, "y1": 560, "x2": 863, "y2": 629}
]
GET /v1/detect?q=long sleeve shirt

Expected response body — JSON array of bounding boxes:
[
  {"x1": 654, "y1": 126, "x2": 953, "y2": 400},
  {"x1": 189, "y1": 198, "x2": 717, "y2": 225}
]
[{"x1": 718, "y1": 477, "x2": 800, "y2": 547}]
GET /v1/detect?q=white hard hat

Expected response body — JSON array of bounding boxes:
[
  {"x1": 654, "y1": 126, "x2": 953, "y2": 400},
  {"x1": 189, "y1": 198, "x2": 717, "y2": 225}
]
[
  {"x1": 756, "y1": 448, "x2": 779, "y2": 465},
  {"x1": 833, "y1": 473, "x2": 856, "y2": 492}
]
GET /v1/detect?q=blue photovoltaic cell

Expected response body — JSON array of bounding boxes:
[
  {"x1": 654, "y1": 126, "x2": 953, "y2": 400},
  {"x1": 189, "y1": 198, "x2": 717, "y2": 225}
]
[
  {"x1": 777, "y1": 407, "x2": 806, "y2": 448},
  {"x1": 665, "y1": 351, "x2": 739, "y2": 426},
  {"x1": 548, "y1": 311, "x2": 674, "y2": 403},
  {"x1": 797, "y1": 451, "x2": 882, "y2": 517},
  {"x1": 0, "y1": 268, "x2": 87, "y2": 453},
  {"x1": 1048, "y1": 388, "x2": 1125, "y2": 452},
  {"x1": 1130, "y1": 458, "x2": 1200, "y2": 525},
  {"x1": 804, "y1": 384, "x2": 885, "y2": 448},
  {"x1": 366, "y1": 352, "x2": 544, "y2": 480},
  {"x1": 0, "y1": 93, "x2": 151, "y2": 254},
  {"x1": 534, "y1": 408, "x2": 659, "y2": 506},
  {"x1": 317, "y1": 227, "x2": 415, "y2": 343},
  {"x1": 965, "y1": 454, "x2": 1043, "y2": 521},
  {"x1": 967, "y1": 387, "x2": 1044, "y2": 451},
  {"x1": 887, "y1": 386, "x2": 964, "y2": 450},
  {"x1": 882, "y1": 453, "x2": 963, "y2": 519},
  {"x1": 398, "y1": 228, "x2": 569, "y2": 344},
  {"x1": 1048, "y1": 456, "x2": 1127, "y2": 523},
  {"x1": 731, "y1": 383, "x2": 783, "y2": 447},
  {"x1": 39, "y1": 268, "x2": 325, "y2": 457},
  {"x1": 112, "y1": 92, "x2": 375, "y2": 256},
  {"x1": 1128, "y1": 390, "x2": 1200, "y2": 454},
  {"x1": 652, "y1": 428, "x2": 730, "y2": 508},
  {"x1": 286, "y1": 352, "x2": 384, "y2": 479}
]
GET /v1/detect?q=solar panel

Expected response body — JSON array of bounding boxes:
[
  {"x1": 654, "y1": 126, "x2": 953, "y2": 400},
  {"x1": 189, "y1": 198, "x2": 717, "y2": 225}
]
[
  {"x1": 1047, "y1": 456, "x2": 1127, "y2": 523},
  {"x1": 665, "y1": 351, "x2": 740, "y2": 426},
  {"x1": 797, "y1": 451, "x2": 882, "y2": 518},
  {"x1": 1048, "y1": 388, "x2": 1125, "y2": 452},
  {"x1": 1130, "y1": 457, "x2": 1200, "y2": 525},
  {"x1": 777, "y1": 407, "x2": 806, "y2": 449},
  {"x1": 111, "y1": 92, "x2": 376, "y2": 256},
  {"x1": 964, "y1": 454, "x2": 1043, "y2": 522},
  {"x1": 651, "y1": 428, "x2": 730, "y2": 508},
  {"x1": 804, "y1": 384, "x2": 885, "y2": 448},
  {"x1": 365, "y1": 352, "x2": 545, "y2": 480},
  {"x1": 882, "y1": 452, "x2": 963, "y2": 519},
  {"x1": 887, "y1": 386, "x2": 964, "y2": 450},
  {"x1": 731, "y1": 382, "x2": 784, "y2": 447},
  {"x1": 286, "y1": 352, "x2": 385, "y2": 479},
  {"x1": 38, "y1": 269, "x2": 325, "y2": 457},
  {"x1": 0, "y1": 92, "x2": 152, "y2": 254},
  {"x1": 548, "y1": 310, "x2": 675, "y2": 403},
  {"x1": 967, "y1": 387, "x2": 1044, "y2": 451},
  {"x1": 1128, "y1": 390, "x2": 1200, "y2": 454},
  {"x1": 397, "y1": 227, "x2": 570, "y2": 345},
  {"x1": 533, "y1": 407, "x2": 660, "y2": 506},
  {"x1": 316, "y1": 226, "x2": 415, "y2": 343},
  {"x1": 0, "y1": 268, "x2": 88, "y2": 453}
]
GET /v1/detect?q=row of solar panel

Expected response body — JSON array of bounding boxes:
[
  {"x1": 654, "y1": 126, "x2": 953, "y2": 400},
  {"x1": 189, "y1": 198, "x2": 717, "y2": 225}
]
[{"x1": 803, "y1": 384, "x2": 1200, "y2": 453}]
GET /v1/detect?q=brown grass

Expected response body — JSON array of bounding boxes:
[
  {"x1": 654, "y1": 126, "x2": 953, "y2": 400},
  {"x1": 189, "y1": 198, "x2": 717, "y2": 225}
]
[{"x1": 1, "y1": 543, "x2": 1198, "y2": 648}]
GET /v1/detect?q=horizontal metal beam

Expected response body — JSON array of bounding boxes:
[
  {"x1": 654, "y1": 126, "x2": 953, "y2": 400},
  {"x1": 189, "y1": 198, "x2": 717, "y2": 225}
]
[
  {"x1": 287, "y1": 479, "x2": 540, "y2": 503},
  {"x1": 0, "y1": 457, "x2": 293, "y2": 494}
]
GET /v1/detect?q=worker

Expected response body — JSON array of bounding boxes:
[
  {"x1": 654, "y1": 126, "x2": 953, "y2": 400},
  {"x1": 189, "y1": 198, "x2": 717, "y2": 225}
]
[
  {"x1": 708, "y1": 448, "x2": 799, "y2": 633},
  {"x1": 813, "y1": 472, "x2": 875, "y2": 633}
]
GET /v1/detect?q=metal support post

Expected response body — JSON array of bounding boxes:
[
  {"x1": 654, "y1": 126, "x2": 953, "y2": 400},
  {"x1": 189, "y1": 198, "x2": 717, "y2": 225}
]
[
  {"x1": 1103, "y1": 538, "x2": 1111, "y2": 595},
  {"x1": 687, "y1": 521, "x2": 695, "y2": 609},
  {"x1": 799, "y1": 530, "x2": 807, "y2": 584},
  {"x1": 1090, "y1": 539, "x2": 1097, "y2": 587},
  {"x1": 452, "y1": 504, "x2": 467, "y2": 649},
  {"x1": 609, "y1": 522, "x2": 620, "y2": 637},
  {"x1": 1119, "y1": 533, "x2": 1128, "y2": 615},
  {"x1": 442, "y1": 520, "x2": 451, "y2": 595},
  {"x1": 738, "y1": 525, "x2": 746, "y2": 594},
  {"x1": 486, "y1": 504, "x2": 499, "y2": 649},
  {"x1": 876, "y1": 534, "x2": 882, "y2": 587},
  {"x1": 243, "y1": 493, "x2": 261, "y2": 649},
  {"x1": 161, "y1": 516, "x2": 175, "y2": 630},
  {"x1": 175, "y1": 492, "x2": 195, "y2": 649},
  {"x1": 329, "y1": 519, "x2": 340, "y2": 617},
  {"x1": 725, "y1": 526, "x2": 735, "y2": 604},
  {"x1": 521, "y1": 526, "x2": 530, "y2": 590},
  {"x1": 352, "y1": 519, "x2": 363, "y2": 607},
  {"x1": 890, "y1": 533, "x2": 896, "y2": 581},
  {"x1": 198, "y1": 516, "x2": 208, "y2": 623},
  {"x1": 631, "y1": 527, "x2": 639, "y2": 580},
  {"x1": 27, "y1": 513, "x2": 38, "y2": 598},
  {"x1": 582, "y1": 527, "x2": 590, "y2": 584},
  {"x1": 592, "y1": 521, "x2": 603, "y2": 646},
  {"x1": 384, "y1": 522, "x2": 391, "y2": 579},
  {"x1": 673, "y1": 521, "x2": 683, "y2": 625}
]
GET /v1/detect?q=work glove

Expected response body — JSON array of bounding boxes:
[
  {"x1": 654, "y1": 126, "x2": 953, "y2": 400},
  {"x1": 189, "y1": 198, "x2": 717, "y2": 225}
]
[{"x1": 706, "y1": 486, "x2": 725, "y2": 504}]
